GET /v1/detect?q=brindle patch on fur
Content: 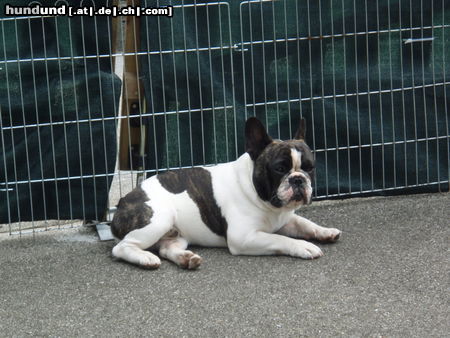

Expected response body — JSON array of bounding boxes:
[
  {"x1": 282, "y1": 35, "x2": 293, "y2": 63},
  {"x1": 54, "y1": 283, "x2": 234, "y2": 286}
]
[
  {"x1": 110, "y1": 186, "x2": 153, "y2": 239},
  {"x1": 157, "y1": 168, "x2": 228, "y2": 238}
]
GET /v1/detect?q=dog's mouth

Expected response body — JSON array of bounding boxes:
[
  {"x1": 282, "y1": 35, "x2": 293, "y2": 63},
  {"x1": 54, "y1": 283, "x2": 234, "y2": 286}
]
[
  {"x1": 291, "y1": 188, "x2": 310, "y2": 205},
  {"x1": 290, "y1": 186, "x2": 312, "y2": 205},
  {"x1": 272, "y1": 185, "x2": 311, "y2": 208}
]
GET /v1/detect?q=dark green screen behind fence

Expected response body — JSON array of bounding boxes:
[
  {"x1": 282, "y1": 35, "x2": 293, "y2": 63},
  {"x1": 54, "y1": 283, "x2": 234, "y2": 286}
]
[
  {"x1": 0, "y1": 0, "x2": 448, "y2": 225},
  {"x1": 0, "y1": 0, "x2": 121, "y2": 223},
  {"x1": 140, "y1": 0, "x2": 449, "y2": 197}
]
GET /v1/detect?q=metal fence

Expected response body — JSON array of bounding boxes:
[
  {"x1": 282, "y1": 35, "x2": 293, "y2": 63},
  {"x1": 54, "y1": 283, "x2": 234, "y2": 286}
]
[{"x1": 1, "y1": 0, "x2": 449, "y2": 235}]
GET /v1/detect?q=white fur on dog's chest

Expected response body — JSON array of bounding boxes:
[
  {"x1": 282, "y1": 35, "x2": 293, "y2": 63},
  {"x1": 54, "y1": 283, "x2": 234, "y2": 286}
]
[{"x1": 209, "y1": 155, "x2": 295, "y2": 233}]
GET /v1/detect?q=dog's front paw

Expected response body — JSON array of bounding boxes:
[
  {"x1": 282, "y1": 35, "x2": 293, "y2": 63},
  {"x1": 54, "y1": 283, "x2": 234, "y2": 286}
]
[
  {"x1": 291, "y1": 240, "x2": 323, "y2": 259},
  {"x1": 317, "y1": 228, "x2": 341, "y2": 243}
]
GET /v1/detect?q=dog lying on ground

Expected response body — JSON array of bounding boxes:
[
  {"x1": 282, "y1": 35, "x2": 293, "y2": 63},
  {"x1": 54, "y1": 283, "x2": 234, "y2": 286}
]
[{"x1": 110, "y1": 117, "x2": 341, "y2": 269}]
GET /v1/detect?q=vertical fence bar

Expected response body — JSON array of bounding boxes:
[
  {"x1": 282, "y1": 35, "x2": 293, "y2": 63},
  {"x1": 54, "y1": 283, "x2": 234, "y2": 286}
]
[
  {"x1": 143, "y1": 0, "x2": 160, "y2": 173},
  {"x1": 364, "y1": 0, "x2": 374, "y2": 192},
  {"x1": 156, "y1": 3, "x2": 170, "y2": 169},
  {"x1": 399, "y1": 0, "x2": 408, "y2": 188},
  {"x1": 105, "y1": 0, "x2": 120, "y2": 213},
  {"x1": 259, "y1": 1, "x2": 268, "y2": 128},
  {"x1": 409, "y1": 0, "x2": 419, "y2": 186},
  {"x1": 193, "y1": 0, "x2": 206, "y2": 164},
  {"x1": 1, "y1": 22, "x2": 12, "y2": 232},
  {"x1": 248, "y1": 0, "x2": 256, "y2": 120},
  {"x1": 217, "y1": 2, "x2": 230, "y2": 162},
  {"x1": 80, "y1": 1, "x2": 98, "y2": 221},
  {"x1": 341, "y1": 0, "x2": 352, "y2": 195},
  {"x1": 27, "y1": 14, "x2": 48, "y2": 229},
  {"x1": 388, "y1": 0, "x2": 397, "y2": 189},
  {"x1": 443, "y1": 0, "x2": 450, "y2": 189},
  {"x1": 170, "y1": 0, "x2": 181, "y2": 167},
  {"x1": 226, "y1": 4, "x2": 238, "y2": 160},
  {"x1": 54, "y1": 7, "x2": 74, "y2": 223},
  {"x1": 271, "y1": 0, "x2": 280, "y2": 137},
  {"x1": 353, "y1": 0, "x2": 363, "y2": 193},
  {"x1": 306, "y1": 0, "x2": 318, "y2": 195},
  {"x1": 376, "y1": 0, "x2": 386, "y2": 190},
  {"x1": 14, "y1": 17, "x2": 35, "y2": 233},
  {"x1": 0, "y1": 110, "x2": 12, "y2": 232},
  {"x1": 69, "y1": 12, "x2": 86, "y2": 221},
  {"x1": 41, "y1": 14, "x2": 61, "y2": 227},
  {"x1": 169, "y1": 0, "x2": 182, "y2": 168},
  {"x1": 180, "y1": 1, "x2": 194, "y2": 167},
  {"x1": 2, "y1": 20, "x2": 22, "y2": 233},
  {"x1": 430, "y1": 0, "x2": 441, "y2": 190},
  {"x1": 133, "y1": 0, "x2": 147, "y2": 180},
  {"x1": 123, "y1": 0, "x2": 137, "y2": 186},
  {"x1": 205, "y1": 3, "x2": 218, "y2": 163},
  {"x1": 283, "y1": 0, "x2": 292, "y2": 138},
  {"x1": 94, "y1": 1, "x2": 111, "y2": 214},
  {"x1": 330, "y1": 0, "x2": 340, "y2": 196},
  {"x1": 318, "y1": 0, "x2": 329, "y2": 197},
  {"x1": 295, "y1": 0, "x2": 303, "y2": 129},
  {"x1": 420, "y1": 0, "x2": 430, "y2": 184}
]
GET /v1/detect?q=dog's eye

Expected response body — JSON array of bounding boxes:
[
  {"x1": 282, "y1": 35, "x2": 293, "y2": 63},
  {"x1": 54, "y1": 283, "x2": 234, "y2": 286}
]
[
  {"x1": 302, "y1": 164, "x2": 315, "y2": 173},
  {"x1": 274, "y1": 164, "x2": 287, "y2": 174}
]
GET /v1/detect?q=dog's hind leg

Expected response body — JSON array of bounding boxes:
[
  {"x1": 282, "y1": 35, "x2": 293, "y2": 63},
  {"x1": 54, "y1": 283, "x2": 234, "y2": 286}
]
[
  {"x1": 112, "y1": 208, "x2": 175, "y2": 269},
  {"x1": 158, "y1": 235, "x2": 203, "y2": 270}
]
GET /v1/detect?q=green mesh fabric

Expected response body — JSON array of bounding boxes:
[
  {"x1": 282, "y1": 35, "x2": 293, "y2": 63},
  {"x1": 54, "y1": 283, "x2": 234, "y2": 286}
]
[
  {"x1": 0, "y1": 1, "x2": 121, "y2": 223},
  {"x1": 140, "y1": 0, "x2": 449, "y2": 197}
]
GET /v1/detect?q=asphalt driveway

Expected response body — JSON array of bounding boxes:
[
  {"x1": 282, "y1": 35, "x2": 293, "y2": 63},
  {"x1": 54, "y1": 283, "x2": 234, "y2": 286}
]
[{"x1": 0, "y1": 192, "x2": 448, "y2": 337}]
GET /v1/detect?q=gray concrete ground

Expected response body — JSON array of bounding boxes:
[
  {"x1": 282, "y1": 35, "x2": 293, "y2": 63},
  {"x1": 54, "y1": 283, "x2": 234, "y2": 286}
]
[{"x1": 0, "y1": 192, "x2": 448, "y2": 337}]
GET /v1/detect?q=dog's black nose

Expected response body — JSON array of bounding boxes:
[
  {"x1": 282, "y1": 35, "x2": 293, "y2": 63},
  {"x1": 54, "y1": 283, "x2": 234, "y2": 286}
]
[{"x1": 289, "y1": 175, "x2": 305, "y2": 186}]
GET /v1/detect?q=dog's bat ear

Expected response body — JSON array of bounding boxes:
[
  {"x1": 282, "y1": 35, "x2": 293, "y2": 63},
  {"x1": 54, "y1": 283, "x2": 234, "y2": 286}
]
[
  {"x1": 245, "y1": 117, "x2": 273, "y2": 160},
  {"x1": 294, "y1": 118, "x2": 306, "y2": 140}
]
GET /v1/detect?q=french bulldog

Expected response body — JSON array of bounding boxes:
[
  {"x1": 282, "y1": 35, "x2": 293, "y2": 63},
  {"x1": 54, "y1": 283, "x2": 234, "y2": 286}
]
[{"x1": 110, "y1": 117, "x2": 341, "y2": 269}]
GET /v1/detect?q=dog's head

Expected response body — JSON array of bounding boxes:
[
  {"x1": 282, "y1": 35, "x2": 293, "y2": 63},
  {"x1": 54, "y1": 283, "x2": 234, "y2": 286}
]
[{"x1": 245, "y1": 117, "x2": 315, "y2": 209}]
